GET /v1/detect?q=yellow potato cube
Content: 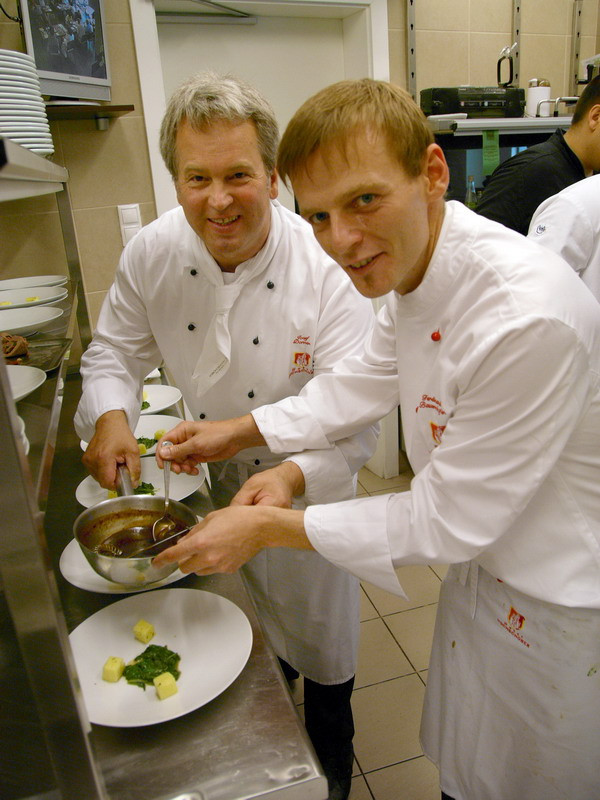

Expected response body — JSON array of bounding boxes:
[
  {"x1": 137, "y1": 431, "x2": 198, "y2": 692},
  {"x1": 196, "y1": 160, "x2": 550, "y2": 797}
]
[
  {"x1": 26, "y1": 296, "x2": 40, "y2": 302},
  {"x1": 133, "y1": 618, "x2": 155, "y2": 643},
  {"x1": 138, "y1": 443, "x2": 147, "y2": 455},
  {"x1": 0, "y1": 301, "x2": 12, "y2": 306},
  {"x1": 154, "y1": 672, "x2": 178, "y2": 700},
  {"x1": 102, "y1": 656, "x2": 125, "y2": 682},
  {"x1": 142, "y1": 390, "x2": 148, "y2": 401},
  {"x1": 107, "y1": 489, "x2": 118, "y2": 499},
  {"x1": 154, "y1": 429, "x2": 166, "y2": 441}
]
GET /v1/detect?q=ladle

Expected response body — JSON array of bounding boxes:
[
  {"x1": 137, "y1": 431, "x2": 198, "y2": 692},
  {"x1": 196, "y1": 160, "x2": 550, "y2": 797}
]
[{"x1": 151, "y1": 440, "x2": 175, "y2": 541}]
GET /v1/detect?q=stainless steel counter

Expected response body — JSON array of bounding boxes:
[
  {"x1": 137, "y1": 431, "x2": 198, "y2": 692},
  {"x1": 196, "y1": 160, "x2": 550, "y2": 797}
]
[{"x1": 43, "y1": 373, "x2": 328, "y2": 800}]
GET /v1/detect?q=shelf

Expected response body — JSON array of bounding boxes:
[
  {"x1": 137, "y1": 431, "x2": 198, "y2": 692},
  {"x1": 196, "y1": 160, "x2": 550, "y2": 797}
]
[
  {"x1": 45, "y1": 103, "x2": 134, "y2": 121},
  {"x1": 0, "y1": 138, "x2": 68, "y2": 201},
  {"x1": 428, "y1": 114, "x2": 573, "y2": 136}
]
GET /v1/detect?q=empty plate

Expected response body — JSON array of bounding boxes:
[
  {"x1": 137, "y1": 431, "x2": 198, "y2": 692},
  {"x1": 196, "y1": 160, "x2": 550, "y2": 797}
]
[
  {"x1": 5, "y1": 364, "x2": 46, "y2": 401},
  {"x1": 140, "y1": 384, "x2": 182, "y2": 414}
]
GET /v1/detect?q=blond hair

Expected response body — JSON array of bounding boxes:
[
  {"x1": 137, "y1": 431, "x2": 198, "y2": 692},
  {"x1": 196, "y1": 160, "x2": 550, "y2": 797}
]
[
  {"x1": 160, "y1": 72, "x2": 279, "y2": 179},
  {"x1": 278, "y1": 79, "x2": 433, "y2": 185}
]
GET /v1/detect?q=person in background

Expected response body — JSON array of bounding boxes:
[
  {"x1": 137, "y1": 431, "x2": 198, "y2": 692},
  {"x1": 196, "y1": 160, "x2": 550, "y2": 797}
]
[
  {"x1": 154, "y1": 78, "x2": 600, "y2": 800},
  {"x1": 475, "y1": 74, "x2": 600, "y2": 234},
  {"x1": 74, "y1": 72, "x2": 379, "y2": 800},
  {"x1": 528, "y1": 173, "x2": 600, "y2": 300}
]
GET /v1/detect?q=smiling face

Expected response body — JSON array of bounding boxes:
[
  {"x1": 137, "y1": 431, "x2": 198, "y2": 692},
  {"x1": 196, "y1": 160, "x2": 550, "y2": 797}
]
[
  {"x1": 292, "y1": 131, "x2": 448, "y2": 297},
  {"x1": 174, "y1": 118, "x2": 278, "y2": 271}
]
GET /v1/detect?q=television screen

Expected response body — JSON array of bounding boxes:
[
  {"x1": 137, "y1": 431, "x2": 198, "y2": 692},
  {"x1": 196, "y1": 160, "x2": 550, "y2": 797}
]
[{"x1": 19, "y1": 0, "x2": 111, "y2": 102}]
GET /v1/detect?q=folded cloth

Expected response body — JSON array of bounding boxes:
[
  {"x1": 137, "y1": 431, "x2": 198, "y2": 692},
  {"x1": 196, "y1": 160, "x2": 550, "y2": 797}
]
[{"x1": 2, "y1": 333, "x2": 29, "y2": 361}]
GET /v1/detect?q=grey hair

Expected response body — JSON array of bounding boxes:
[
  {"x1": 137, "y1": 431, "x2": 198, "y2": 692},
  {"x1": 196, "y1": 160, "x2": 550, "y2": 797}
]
[{"x1": 159, "y1": 72, "x2": 279, "y2": 179}]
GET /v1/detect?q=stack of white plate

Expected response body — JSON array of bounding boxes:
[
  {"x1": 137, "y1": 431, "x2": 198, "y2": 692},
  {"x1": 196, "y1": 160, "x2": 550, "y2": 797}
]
[{"x1": 0, "y1": 49, "x2": 53, "y2": 156}]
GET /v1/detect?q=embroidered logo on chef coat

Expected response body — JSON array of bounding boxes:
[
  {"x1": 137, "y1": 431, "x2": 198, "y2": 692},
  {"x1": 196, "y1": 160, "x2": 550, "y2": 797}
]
[
  {"x1": 497, "y1": 606, "x2": 530, "y2": 648},
  {"x1": 430, "y1": 422, "x2": 446, "y2": 445},
  {"x1": 289, "y1": 335, "x2": 314, "y2": 377}
]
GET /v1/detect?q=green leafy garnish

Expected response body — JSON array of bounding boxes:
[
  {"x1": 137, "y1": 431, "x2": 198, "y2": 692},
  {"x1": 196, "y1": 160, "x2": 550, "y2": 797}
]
[
  {"x1": 141, "y1": 400, "x2": 150, "y2": 410},
  {"x1": 136, "y1": 436, "x2": 157, "y2": 449},
  {"x1": 123, "y1": 644, "x2": 181, "y2": 690},
  {"x1": 134, "y1": 481, "x2": 155, "y2": 495}
]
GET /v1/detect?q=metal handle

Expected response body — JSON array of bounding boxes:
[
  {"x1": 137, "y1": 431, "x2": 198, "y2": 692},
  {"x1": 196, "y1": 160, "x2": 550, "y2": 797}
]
[
  {"x1": 116, "y1": 464, "x2": 134, "y2": 496},
  {"x1": 162, "y1": 440, "x2": 172, "y2": 515}
]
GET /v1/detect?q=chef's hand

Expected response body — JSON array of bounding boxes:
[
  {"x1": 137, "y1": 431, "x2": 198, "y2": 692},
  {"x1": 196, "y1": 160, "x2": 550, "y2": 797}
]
[
  {"x1": 232, "y1": 462, "x2": 306, "y2": 509},
  {"x1": 152, "y1": 505, "x2": 311, "y2": 575},
  {"x1": 155, "y1": 415, "x2": 265, "y2": 475},
  {"x1": 82, "y1": 410, "x2": 140, "y2": 490}
]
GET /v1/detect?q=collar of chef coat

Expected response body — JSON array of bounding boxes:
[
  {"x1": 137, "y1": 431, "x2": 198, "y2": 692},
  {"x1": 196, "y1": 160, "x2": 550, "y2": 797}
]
[{"x1": 190, "y1": 200, "x2": 283, "y2": 397}]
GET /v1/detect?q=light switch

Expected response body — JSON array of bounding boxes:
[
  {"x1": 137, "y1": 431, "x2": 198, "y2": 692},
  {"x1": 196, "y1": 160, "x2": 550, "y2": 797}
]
[{"x1": 117, "y1": 203, "x2": 142, "y2": 247}]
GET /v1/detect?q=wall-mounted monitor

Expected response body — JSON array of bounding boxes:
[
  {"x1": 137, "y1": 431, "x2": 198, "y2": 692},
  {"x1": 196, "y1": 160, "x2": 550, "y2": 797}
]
[{"x1": 19, "y1": 0, "x2": 111, "y2": 102}]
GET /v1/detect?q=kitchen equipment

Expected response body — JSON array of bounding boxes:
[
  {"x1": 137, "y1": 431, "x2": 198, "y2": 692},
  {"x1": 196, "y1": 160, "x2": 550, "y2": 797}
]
[
  {"x1": 497, "y1": 42, "x2": 517, "y2": 87},
  {"x1": 73, "y1": 467, "x2": 197, "y2": 587},
  {"x1": 420, "y1": 86, "x2": 525, "y2": 118},
  {"x1": 525, "y1": 79, "x2": 552, "y2": 117},
  {"x1": 152, "y1": 440, "x2": 175, "y2": 540}
]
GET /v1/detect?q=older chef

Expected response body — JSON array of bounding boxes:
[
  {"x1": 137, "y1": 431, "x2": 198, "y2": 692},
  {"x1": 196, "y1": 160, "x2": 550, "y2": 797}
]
[
  {"x1": 74, "y1": 72, "x2": 378, "y2": 800},
  {"x1": 154, "y1": 79, "x2": 600, "y2": 800}
]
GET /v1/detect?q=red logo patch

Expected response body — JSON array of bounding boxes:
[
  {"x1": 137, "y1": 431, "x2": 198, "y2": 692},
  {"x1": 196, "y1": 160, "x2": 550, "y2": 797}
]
[{"x1": 497, "y1": 606, "x2": 530, "y2": 647}]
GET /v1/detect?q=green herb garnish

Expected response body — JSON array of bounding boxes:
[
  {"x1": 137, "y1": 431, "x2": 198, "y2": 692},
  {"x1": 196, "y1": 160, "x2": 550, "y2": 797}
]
[
  {"x1": 134, "y1": 481, "x2": 156, "y2": 495},
  {"x1": 136, "y1": 436, "x2": 157, "y2": 449},
  {"x1": 141, "y1": 400, "x2": 150, "y2": 410},
  {"x1": 123, "y1": 644, "x2": 181, "y2": 690}
]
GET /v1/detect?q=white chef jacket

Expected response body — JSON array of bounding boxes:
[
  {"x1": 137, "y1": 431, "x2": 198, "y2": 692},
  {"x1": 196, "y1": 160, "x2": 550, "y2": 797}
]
[
  {"x1": 528, "y1": 173, "x2": 600, "y2": 301},
  {"x1": 75, "y1": 200, "x2": 378, "y2": 684},
  {"x1": 252, "y1": 201, "x2": 600, "y2": 797}
]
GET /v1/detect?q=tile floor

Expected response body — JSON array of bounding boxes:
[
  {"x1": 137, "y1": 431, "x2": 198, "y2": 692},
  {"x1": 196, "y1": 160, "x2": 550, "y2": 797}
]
[{"x1": 289, "y1": 461, "x2": 448, "y2": 800}]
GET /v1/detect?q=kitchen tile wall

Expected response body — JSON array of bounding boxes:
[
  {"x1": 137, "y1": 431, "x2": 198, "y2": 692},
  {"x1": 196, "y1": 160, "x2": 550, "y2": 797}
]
[{"x1": 1, "y1": 0, "x2": 599, "y2": 337}]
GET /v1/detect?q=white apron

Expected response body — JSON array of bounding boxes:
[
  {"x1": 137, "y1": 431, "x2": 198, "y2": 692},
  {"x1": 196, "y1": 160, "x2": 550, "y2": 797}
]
[
  {"x1": 207, "y1": 461, "x2": 360, "y2": 685},
  {"x1": 421, "y1": 563, "x2": 600, "y2": 800}
]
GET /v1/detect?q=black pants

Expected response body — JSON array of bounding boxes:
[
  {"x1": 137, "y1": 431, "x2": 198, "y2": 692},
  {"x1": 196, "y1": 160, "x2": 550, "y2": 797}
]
[
  {"x1": 441, "y1": 793, "x2": 455, "y2": 800},
  {"x1": 279, "y1": 659, "x2": 354, "y2": 797}
]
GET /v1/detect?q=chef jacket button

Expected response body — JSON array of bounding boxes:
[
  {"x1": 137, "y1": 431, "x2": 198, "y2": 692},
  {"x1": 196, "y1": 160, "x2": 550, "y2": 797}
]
[
  {"x1": 188, "y1": 323, "x2": 196, "y2": 331},
  {"x1": 267, "y1": 281, "x2": 275, "y2": 289},
  {"x1": 199, "y1": 413, "x2": 206, "y2": 419},
  {"x1": 190, "y1": 269, "x2": 197, "y2": 276},
  {"x1": 248, "y1": 390, "x2": 254, "y2": 398},
  {"x1": 254, "y1": 459, "x2": 260, "y2": 465},
  {"x1": 253, "y1": 336, "x2": 259, "y2": 345}
]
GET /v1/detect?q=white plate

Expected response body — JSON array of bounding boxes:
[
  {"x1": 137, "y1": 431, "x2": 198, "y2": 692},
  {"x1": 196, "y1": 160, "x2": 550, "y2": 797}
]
[
  {"x1": 80, "y1": 413, "x2": 182, "y2": 454},
  {"x1": 6, "y1": 364, "x2": 46, "y2": 401},
  {"x1": 0, "y1": 306, "x2": 63, "y2": 336},
  {"x1": 0, "y1": 108, "x2": 46, "y2": 117},
  {"x1": 0, "y1": 275, "x2": 66, "y2": 292},
  {"x1": 76, "y1": 458, "x2": 204, "y2": 507},
  {"x1": 140, "y1": 384, "x2": 182, "y2": 414},
  {"x1": 69, "y1": 588, "x2": 252, "y2": 727},
  {"x1": 59, "y1": 538, "x2": 187, "y2": 594},
  {"x1": 0, "y1": 285, "x2": 68, "y2": 309},
  {"x1": 144, "y1": 367, "x2": 161, "y2": 380}
]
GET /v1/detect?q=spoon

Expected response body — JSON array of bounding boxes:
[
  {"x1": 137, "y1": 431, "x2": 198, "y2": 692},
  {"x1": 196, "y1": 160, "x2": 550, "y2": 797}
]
[
  {"x1": 151, "y1": 440, "x2": 175, "y2": 541},
  {"x1": 127, "y1": 525, "x2": 192, "y2": 558}
]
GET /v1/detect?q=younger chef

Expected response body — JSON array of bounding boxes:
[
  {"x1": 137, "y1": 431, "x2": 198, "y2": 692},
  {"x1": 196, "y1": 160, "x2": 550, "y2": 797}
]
[
  {"x1": 154, "y1": 79, "x2": 600, "y2": 800},
  {"x1": 74, "y1": 72, "x2": 378, "y2": 800}
]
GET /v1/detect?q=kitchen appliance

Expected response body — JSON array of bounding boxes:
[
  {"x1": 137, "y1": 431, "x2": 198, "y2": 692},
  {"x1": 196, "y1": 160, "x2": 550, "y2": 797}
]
[{"x1": 420, "y1": 86, "x2": 525, "y2": 118}]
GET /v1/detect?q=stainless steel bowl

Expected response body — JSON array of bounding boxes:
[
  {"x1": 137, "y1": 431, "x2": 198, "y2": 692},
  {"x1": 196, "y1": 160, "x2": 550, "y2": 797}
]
[{"x1": 73, "y1": 494, "x2": 197, "y2": 588}]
